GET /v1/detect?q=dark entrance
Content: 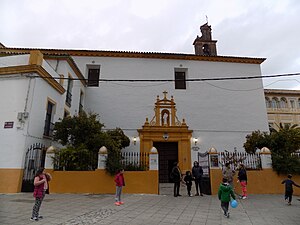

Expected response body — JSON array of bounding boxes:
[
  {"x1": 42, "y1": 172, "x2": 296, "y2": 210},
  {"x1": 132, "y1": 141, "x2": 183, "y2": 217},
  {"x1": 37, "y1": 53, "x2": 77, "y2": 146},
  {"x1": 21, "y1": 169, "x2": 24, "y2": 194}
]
[
  {"x1": 198, "y1": 151, "x2": 212, "y2": 195},
  {"x1": 21, "y1": 143, "x2": 46, "y2": 192},
  {"x1": 153, "y1": 142, "x2": 178, "y2": 183}
]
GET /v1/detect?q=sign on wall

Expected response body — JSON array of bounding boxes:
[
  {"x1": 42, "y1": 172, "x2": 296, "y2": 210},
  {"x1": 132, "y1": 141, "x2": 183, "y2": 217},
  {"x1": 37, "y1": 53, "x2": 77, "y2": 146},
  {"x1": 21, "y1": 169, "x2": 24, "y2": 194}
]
[{"x1": 4, "y1": 121, "x2": 14, "y2": 129}]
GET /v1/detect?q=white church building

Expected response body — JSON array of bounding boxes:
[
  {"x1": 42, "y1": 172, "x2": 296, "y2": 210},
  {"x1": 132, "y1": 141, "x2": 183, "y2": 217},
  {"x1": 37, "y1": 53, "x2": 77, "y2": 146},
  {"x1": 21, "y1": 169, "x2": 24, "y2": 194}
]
[{"x1": 0, "y1": 23, "x2": 269, "y2": 192}]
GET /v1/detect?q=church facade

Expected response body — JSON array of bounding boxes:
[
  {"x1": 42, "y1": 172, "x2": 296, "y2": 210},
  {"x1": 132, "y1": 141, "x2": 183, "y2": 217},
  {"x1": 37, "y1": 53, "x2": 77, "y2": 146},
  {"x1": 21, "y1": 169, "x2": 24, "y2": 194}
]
[{"x1": 0, "y1": 23, "x2": 269, "y2": 192}]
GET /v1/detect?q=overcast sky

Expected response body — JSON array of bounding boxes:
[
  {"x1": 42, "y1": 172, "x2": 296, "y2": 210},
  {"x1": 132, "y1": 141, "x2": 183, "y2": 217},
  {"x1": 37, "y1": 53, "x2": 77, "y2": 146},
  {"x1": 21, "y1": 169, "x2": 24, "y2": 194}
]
[{"x1": 1, "y1": 0, "x2": 300, "y2": 89}]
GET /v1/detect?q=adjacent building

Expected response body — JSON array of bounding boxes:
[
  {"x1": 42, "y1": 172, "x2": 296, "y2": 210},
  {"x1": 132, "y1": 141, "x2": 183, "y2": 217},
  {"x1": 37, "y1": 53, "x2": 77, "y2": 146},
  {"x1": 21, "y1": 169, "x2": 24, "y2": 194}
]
[{"x1": 264, "y1": 89, "x2": 300, "y2": 130}]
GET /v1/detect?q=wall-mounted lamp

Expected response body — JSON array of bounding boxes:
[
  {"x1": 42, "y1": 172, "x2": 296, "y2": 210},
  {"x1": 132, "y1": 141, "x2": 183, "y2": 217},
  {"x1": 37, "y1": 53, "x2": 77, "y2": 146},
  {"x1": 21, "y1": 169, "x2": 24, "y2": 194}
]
[
  {"x1": 163, "y1": 132, "x2": 169, "y2": 141},
  {"x1": 133, "y1": 137, "x2": 137, "y2": 145},
  {"x1": 194, "y1": 138, "x2": 198, "y2": 146}
]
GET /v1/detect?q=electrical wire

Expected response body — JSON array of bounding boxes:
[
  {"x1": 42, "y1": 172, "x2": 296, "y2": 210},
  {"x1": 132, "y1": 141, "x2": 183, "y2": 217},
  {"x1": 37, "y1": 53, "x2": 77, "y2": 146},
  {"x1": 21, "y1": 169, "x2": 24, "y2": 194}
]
[{"x1": 1, "y1": 72, "x2": 299, "y2": 82}]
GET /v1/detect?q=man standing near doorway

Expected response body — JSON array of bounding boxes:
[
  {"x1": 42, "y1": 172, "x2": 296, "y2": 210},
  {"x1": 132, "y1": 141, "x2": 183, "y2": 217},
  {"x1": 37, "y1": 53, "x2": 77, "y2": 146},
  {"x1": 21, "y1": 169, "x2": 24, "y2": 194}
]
[
  {"x1": 192, "y1": 161, "x2": 204, "y2": 196},
  {"x1": 171, "y1": 162, "x2": 182, "y2": 197}
]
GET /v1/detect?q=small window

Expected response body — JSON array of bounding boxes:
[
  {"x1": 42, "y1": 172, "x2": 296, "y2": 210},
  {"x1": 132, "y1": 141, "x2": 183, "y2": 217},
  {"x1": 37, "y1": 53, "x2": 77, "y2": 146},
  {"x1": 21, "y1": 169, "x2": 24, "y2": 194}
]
[
  {"x1": 44, "y1": 101, "x2": 55, "y2": 137},
  {"x1": 64, "y1": 110, "x2": 70, "y2": 118},
  {"x1": 271, "y1": 98, "x2": 279, "y2": 109},
  {"x1": 88, "y1": 68, "x2": 100, "y2": 87},
  {"x1": 65, "y1": 76, "x2": 73, "y2": 107},
  {"x1": 290, "y1": 100, "x2": 295, "y2": 109},
  {"x1": 175, "y1": 71, "x2": 186, "y2": 89},
  {"x1": 265, "y1": 97, "x2": 271, "y2": 108},
  {"x1": 280, "y1": 98, "x2": 287, "y2": 108},
  {"x1": 79, "y1": 91, "x2": 84, "y2": 113}
]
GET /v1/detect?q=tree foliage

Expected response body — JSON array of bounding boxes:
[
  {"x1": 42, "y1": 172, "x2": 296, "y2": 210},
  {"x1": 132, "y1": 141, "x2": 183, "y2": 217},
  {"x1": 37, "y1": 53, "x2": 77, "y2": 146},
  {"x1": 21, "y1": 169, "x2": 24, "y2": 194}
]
[
  {"x1": 243, "y1": 123, "x2": 300, "y2": 174},
  {"x1": 53, "y1": 112, "x2": 105, "y2": 153},
  {"x1": 243, "y1": 130, "x2": 270, "y2": 154},
  {"x1": 53, "y1": 112, "x2": 130, "y2": 174}
]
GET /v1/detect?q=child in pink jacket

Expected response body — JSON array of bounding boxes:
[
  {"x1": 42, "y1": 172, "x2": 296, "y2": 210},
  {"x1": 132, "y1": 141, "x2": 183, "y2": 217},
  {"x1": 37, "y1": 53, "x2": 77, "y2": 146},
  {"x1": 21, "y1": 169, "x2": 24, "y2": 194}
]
[{"x1": 114, "y1": 169, "x2": 125, "y2": 206}]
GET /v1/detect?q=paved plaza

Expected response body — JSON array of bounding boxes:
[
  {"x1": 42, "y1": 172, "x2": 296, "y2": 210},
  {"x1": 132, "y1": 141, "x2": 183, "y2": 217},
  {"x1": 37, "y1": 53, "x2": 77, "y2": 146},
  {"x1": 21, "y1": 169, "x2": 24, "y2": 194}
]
[{"x1": 0, "y1": 192, "x2": 299, "y2": 225}]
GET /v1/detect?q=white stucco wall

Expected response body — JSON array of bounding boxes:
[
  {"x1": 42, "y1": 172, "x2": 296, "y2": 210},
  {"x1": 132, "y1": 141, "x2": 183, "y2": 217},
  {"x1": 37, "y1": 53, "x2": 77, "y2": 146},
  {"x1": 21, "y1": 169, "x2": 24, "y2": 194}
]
[
  {"x1": 0, "y1": 76, "x2": 30, "y2": 168},
  {"x1": 73, "y1": 56, "x2": 269, "y2": 157},
  {"x1": 0, "y1": 54, "x2": 30, "y2": 68},
  {"x1": 0, "y1": 55, "x2": 84, "y2": 168}
]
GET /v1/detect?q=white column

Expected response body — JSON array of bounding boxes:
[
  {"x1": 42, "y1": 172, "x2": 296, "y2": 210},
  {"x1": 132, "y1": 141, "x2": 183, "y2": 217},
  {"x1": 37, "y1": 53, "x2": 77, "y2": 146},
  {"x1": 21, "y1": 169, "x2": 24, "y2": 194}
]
[
  {"x1": 261, "y1": 153, "x2": 272, "y2": 168},
  {"x1": 45, "y1": 146, "x2": 55, "y2": 169},
  {"x1": 98, "y1": 146, "x2": 108, "y2": 169},
  {"x1": 260, "y1": 147, "x2": 272, "y2": 169},
  {"x1": 149, "y1": 147, "x2": 158, "y2": 170}
]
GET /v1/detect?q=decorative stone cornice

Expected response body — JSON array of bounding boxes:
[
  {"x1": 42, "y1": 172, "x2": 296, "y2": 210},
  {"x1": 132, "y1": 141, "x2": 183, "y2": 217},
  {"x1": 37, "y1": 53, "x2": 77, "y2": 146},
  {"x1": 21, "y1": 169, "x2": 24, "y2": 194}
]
[
  {"x1": 0, "y1": 64, "x2": 65, "y2": 94},
  {"x1": 0, "y1": 47, "x2": 266, "y2": 64}
]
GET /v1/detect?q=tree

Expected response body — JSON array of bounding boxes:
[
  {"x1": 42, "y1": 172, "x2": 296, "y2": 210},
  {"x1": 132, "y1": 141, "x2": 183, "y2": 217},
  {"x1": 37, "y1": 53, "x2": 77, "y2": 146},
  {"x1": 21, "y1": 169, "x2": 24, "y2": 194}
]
[
  {"x1": 243, "y1": 124, "x2": 300, "y2": 174},
  {"x1": 269, "y1": 124, "x2": 300, "y2": 174},
  {"x1": 53, "y1": 112, "x2": 130, "y2": 173},
  {"x1": 105, "y1": 128, "x2": 130, "y2": 175},
  {"x1": 243, "y1": 130, "x2": 270, "y2": 154},
  {"x1": 53, "y1": 111, "x2": 105, "y2": 153}
]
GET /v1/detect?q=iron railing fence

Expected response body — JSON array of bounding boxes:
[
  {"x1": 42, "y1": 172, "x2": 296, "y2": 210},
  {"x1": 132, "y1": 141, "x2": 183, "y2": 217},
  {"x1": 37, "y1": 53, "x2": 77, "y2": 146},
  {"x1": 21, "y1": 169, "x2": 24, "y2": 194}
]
[
  {"x1": 218, "y1": 151, "x2": 262, "y2": 170},
  {"x1": 121, "y1": 152, "x2": 150, "y2": 171},
  {"x1": 53, "y1": 151, "x2": 150, "y2": 171},
  {"x1": 53, "y1": 150, "x2": 98, "y2": 171}
]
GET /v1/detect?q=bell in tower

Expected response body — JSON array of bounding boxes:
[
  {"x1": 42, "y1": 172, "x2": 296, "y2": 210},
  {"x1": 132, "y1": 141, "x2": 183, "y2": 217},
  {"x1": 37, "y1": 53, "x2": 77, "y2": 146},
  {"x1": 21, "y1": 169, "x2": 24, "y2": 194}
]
[{"x1": 193, "y1": 23, "x2": 217, "y2": 56}]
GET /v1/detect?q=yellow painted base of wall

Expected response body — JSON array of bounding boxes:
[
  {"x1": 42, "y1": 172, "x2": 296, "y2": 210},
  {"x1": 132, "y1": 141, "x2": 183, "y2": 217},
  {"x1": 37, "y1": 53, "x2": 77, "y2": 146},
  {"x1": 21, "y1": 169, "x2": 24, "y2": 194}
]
[
  {"x1": 46, "y1": 169, "x2": 159, "y2": 194},
  {"x1": 0, "y1": 169, "x2": 23, "y2": 193},
  {"x1": 210, "y1": 168, "x2": 300, "y2": 195}
]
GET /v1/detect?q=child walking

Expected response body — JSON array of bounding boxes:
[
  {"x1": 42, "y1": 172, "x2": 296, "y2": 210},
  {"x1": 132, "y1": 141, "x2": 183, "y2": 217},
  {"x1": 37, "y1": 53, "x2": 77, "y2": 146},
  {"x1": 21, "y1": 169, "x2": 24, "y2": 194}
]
[
  {"x1": 184, "y1": 171, "x2": 193, "y2": 196},
  {"x1": 281, "y1": 174, "x2": 300, "y2": 205},
  {"x1": 114, "y1": 169, "x2": 125, "y2": 206},
  {"x1": 218, "y1": 178, "x2": 236, "y2": 218},
  {"x1": 237, "y1": 163, "x2": 247, "y2": 199}
]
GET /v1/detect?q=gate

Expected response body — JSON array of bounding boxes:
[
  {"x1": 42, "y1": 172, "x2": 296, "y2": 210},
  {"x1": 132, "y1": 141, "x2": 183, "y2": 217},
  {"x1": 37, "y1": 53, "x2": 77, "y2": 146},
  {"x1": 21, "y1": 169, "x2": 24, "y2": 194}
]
[
  {"x1": 197, "y1": 151, "x2": 211, "y2": 195},
  {"x1": 153, "y1": 142, "x2": 178, "y2": 183},
  {"x1": 21, "y1": 143, "x2": 46, "y2": 192}
]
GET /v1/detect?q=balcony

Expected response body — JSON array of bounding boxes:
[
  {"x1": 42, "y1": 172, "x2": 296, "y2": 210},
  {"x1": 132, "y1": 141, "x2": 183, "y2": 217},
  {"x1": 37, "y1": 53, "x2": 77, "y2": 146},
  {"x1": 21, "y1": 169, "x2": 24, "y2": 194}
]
[{"x1": 266, "y1": 107, "x2": 300, "y2": 113}]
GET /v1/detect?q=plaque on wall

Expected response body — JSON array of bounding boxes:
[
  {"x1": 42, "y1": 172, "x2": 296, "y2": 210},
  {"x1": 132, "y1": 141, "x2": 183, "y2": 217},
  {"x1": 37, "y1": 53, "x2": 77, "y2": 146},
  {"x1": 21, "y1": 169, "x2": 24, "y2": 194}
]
[{"x1": 4, "y1": 121, "x2": 14, "y2": 129}]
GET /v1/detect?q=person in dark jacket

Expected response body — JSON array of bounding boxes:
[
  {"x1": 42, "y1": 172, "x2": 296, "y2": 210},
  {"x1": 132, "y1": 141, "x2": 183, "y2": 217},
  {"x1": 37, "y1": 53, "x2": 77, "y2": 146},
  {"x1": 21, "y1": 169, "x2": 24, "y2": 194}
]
[
  {"x1": 171, "y1": 162, "x2": 182, "y2": 197},
  {"x1": 281, "y1": 174, "x2": 300, "y2": 205},
  {"x1": 218, "y1": 178, "x2": 236, "y2": 218},
  {"x1": 237, "y1": 163, "x2": 248, "y2": 199},
  {"x1": 192, "y1": 161, "x2": 203, "y2": 196},
  {"x1": 184, "y1": 171, "x2": 193, "y2": 197}
]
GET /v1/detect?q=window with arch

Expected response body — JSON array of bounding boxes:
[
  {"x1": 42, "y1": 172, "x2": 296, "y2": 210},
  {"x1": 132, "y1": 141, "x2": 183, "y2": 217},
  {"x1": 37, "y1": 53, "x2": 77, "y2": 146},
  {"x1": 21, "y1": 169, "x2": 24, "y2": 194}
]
[
  {"x1": 271, "y1": 97, "x2": 279, "y2": 109},
  {"x1": 290, "y1": 100, "x2": 295, "y2": 109},
  {"x1": 280, "y1": 97, "x2": 287, "y2": 108},
  {"x1": 265, "y1": 97, "x2": 271, "y2": 108}
]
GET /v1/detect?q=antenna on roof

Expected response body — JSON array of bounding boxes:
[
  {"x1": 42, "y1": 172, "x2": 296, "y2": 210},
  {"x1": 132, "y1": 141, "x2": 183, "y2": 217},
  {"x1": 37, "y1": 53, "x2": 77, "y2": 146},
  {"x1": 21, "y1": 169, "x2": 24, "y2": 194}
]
[{"x1": 205, "y1": 15, "x2": 208, "y2": 24}]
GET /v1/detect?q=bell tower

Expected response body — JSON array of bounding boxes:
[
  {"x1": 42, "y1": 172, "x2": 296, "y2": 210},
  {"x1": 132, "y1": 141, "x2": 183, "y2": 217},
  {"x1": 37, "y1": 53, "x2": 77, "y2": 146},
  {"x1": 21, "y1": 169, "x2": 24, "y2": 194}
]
[{"x1": 193, "y1": 23, "x2": 217, "y2": 56}]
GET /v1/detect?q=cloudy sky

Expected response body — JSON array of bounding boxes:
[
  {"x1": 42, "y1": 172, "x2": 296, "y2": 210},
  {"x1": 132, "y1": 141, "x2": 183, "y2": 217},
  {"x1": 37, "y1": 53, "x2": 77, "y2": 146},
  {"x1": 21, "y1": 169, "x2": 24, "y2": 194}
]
[{"x1": 1, "y1": 0, "x2": 300, "y2": 89}]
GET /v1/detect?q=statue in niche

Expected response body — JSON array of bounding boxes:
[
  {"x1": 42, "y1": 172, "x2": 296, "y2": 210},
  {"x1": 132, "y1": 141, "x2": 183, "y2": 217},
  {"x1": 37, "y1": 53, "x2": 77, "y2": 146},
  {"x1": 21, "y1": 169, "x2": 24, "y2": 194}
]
[{"x1": 162, "y1": 111, "x2": 169, "y2": 126}]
